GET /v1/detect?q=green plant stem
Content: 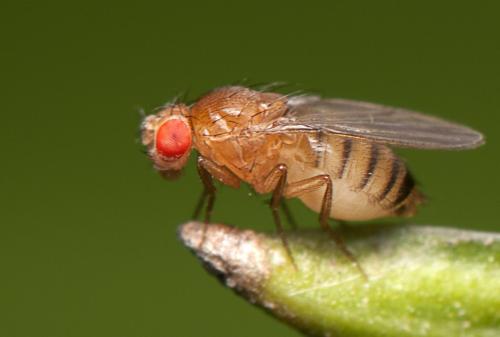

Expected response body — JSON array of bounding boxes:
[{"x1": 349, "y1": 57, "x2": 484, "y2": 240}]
[{"x1": 179, "y1": 222, "x2": 500, "y2": 337}]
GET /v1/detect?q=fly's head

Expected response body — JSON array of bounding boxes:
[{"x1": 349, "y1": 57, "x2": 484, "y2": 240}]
[{"x1": 141, "y1": 104, "x2": 192, "y2": 179}]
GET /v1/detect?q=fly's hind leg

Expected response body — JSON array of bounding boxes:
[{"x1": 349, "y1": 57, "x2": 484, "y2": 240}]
[
  {"x1": 283, "y1": 174, "x2": 367, "y2": 278},
  {"x1": 263, "y1": 165, "x2": 342, "y2": 270},
  {"x1": 315, "y1": 177, "x2": 367, "y2": 279}
]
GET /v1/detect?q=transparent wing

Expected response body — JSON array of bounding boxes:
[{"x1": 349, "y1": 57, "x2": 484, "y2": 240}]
[{"x1": 256, "y1": 96, "x2": 484, "y2": 149}]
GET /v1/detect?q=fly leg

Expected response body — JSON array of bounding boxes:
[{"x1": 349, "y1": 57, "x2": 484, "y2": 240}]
[
  {"x1": 284, "y1": 175, "x2": 367, "y2": 278},
  {"x1": 194, "y1": 156, "x2": 240, "y2": 249},
  {"x1": 193, "y1": 156, "x2": 241, "y2": 223},
  {"x1": 194, "y1": 158, "x2": 216, "y2": 224},
  {"x1": 192, "y1": 190, "x2": 208, "y2": 220},
  {"x1": 316, "y1": 178, "x2": 367, "y2": 279},
  {"x1": 262, "y1": 164, "x2": 297, "y2": 269},
  {"x1": 281, "y1": 201, "x2": 298, "y2": 230},
  {"x1": 262, "y1": 165, "x2": 337, "y2": 269}
]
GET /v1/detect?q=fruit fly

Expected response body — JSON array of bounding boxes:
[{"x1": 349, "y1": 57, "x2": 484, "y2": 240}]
[{"x1": 141, "y1": 86, "x2": 484, "y2": 270}]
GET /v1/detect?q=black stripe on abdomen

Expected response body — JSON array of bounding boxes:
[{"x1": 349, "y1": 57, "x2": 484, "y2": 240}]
[
  {"x1": 378, "y1": 157, "x2": 400, "y2": 200},
  {"x1": 358, "y1": 143, "x2": 379, "y2": 189},
  {"x1": 392, "y1": 169, "x2": 415, "y2": 206},
  {"x1": 337, "y1": 138, "x2": 353, "y2": 178}
]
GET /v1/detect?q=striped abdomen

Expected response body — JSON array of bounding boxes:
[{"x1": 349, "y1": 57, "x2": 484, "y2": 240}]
[{"x1": 281, "y1": 133, "x2": 424, "y2": 221}]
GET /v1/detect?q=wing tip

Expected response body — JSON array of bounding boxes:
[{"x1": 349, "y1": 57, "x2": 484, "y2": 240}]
[
  {"x1": 451, "y1": 130, "x2": 485, "y2": 150},
  {"x1": 468, "y1": 132, "x2": 486, "y2": 149}
]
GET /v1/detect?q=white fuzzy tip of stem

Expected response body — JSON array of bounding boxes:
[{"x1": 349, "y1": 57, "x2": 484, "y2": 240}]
[{"x1": 178, "y1": 221, "x2": 270, "y2": 301}]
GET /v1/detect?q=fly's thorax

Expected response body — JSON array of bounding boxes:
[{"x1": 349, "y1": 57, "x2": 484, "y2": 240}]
[
  {"x1": 190, "y1": 86, "x2": 287, "y2": 142},
  {"x1": 196, "y1": 133, "x2": 284, "y2": 185},
  {"x1": 188, "y1": 86, "x2": 288, "y2": 182}
]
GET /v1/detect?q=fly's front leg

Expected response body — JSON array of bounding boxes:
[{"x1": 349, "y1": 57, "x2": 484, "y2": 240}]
[
  {"x1": 194, "y1": 158, "x2": 215, "y2": 224},
  {"x1": 192, "y1": 189, "x2": 208, "y2": 221},
  {"x1": 194, "y1": 156, "x2": 240, "y2": 223},
  {"x1": 285, "y1": 174, "x2": 367, "y2": 279}
]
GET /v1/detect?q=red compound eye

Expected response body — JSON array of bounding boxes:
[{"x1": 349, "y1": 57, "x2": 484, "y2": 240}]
[{"x1": 155, "y1": 119, "x2": 192, "y2": 158}]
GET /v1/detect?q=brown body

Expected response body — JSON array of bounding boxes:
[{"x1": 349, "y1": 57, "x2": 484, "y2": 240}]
[
  {"x1": 190, "y1": 86, "x2": 423, "y2": 221},
  {"x1": 142, "y1": 85, "x2": 483, "y2": 272}
]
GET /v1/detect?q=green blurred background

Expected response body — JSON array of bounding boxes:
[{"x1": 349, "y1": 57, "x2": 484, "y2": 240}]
[{"x1": 1, "y1": 1, "x2": 498, "y2": 336}]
